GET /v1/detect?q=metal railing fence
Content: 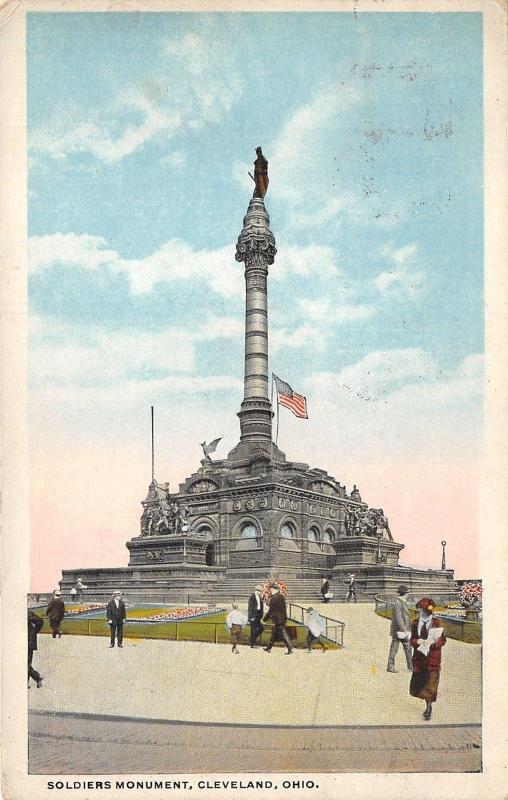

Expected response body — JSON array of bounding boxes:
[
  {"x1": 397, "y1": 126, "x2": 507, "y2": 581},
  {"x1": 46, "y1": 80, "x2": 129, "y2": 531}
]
[
  {"x1": 374, "y1": 595, "x2": 481, "y2": 644},
  {"x1": 287, "y1": 602, "x2": 345, "y2": 648},
  {"x1": 37, "y1": 618, "x2": 315, "y2": 647}
]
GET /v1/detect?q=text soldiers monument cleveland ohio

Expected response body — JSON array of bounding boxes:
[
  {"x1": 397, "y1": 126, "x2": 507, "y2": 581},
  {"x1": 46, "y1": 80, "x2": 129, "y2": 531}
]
[{"x1": 60, "y1": 150, "x2": 455, "y2": 602}]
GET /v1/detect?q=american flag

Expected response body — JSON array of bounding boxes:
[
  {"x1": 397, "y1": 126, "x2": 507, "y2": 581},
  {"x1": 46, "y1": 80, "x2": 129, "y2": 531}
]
[{"x1": 273, "y1": 374, "x2": 308, "y2": 419}]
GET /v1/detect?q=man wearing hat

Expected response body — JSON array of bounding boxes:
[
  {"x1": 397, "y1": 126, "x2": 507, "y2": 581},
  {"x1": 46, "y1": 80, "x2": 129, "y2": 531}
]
[
  {"x1": 387, "y1": 584, "x2": 413, "y2": 673},
  {"x1": 106, "y1": 591, "x2": 127, "y2": 648},
  {"x1": 75, "y1": 577, "x2": 88, "y2": 603},
  {"x1": 320, "y1": 577, "x2": 331, "y2": 604},
  {"x1": 247, "y1": 584, "x2": 265, "y2": 648},
  {"x1": 45, "y1": 589, "x2": 66, "y2": 638},
  {"x1": 346, "y1": 574, "x2": 358, "y2": 603},
  {"x1": 263, "y1": 584, "x2": 293, "y2": 654}
]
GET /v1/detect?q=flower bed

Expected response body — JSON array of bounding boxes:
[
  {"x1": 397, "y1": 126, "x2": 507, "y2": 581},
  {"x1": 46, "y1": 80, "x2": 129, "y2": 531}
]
[
  {"x1": 125, "y1": 606, "x2": 226, "y2": 624},
  {"x1": 66, "y1": 604, "x2": 107, "y2": 616},
  {"x1": 460, "y1": 581, "x2": 483, "y2": 608}
]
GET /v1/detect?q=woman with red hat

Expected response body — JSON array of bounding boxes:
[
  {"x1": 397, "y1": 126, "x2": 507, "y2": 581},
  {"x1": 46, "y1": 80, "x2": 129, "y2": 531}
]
[{"x1": 409, "y1": 597, "x2": 446, "y2": 720}]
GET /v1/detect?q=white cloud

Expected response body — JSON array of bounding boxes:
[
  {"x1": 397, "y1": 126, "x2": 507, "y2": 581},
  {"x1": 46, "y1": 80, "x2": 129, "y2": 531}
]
[
  {"x1": 270, "y1": 324, "x2": 328, "y2": 354},
  {"x1": 30, "y1": 233, "x2": 362, "y2": 302},
  {"x1": 194, "y1": 314, "x2": 244, "y2": 341},
  {"x1": 30, "y1": 32, "x2": 243, "y2": 164},
  {"x1": 327, "y1": 348, "x2": 439, "y2": 400},
  {"x1": 29, "y1": 313, "x2": 245, "y2": 389},
  {"x1": 300, "y1": 350, "x2": 483, "y2": 461},
  {"x1": 373, "y1": 242, "x2": 426, "y2": 296},
  {"x1": 31, "y1": 96, "x2": 181, "y2": 165},
  {"x1": 271, "y1": 244, "x2": 340, "y2": 281},
  {"x1": 269, "y1": 83, "x2": 363, "y2": 203},
  {"x1": 160, "y1": 150, "x2": 187, "y2": 169},
  {"x1": 30, "y1": 326, "x2": 195, "y2": 386},
  {"x1": 165, "y1": 33, "x2": 242, "y2": 125},
  {"x1": 289, "y1": 196, "x2": 350, "y2": 229},
  {"x1": 29, "y1": 233, "x2": 244, "y2": 299},
  {"x1": 298, "y1": 297, "x2": 375, "y2": 323},
  {"x1": 29, "y1": 233, "x2": 117, "y2": 274}
]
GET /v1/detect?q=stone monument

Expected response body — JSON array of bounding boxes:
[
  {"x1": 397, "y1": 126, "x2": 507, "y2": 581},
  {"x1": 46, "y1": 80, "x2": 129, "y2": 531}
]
[{"x1": 60, "y1": 150, "x2": 457, "y2": 602}]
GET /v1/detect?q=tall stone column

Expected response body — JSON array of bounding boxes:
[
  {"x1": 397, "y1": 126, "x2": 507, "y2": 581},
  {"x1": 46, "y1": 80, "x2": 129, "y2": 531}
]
[{"x1": 234, "y1": 197, "x2": 276, "y2": 453}]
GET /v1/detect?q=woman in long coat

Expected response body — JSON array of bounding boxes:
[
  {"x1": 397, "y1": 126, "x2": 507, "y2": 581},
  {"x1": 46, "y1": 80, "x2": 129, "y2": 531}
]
[{"x1": 410, "y1": 597, "x2": 446, "y2": 720}]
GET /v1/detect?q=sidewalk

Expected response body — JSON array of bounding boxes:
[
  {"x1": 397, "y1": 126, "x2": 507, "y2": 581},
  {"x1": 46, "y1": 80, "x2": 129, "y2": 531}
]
[
  {"x1": 29, "y1": 603, "x2": 481, "y2": 727},
  {"x1": 29, "y1": 712, "x2": 482, "y2": 774}
]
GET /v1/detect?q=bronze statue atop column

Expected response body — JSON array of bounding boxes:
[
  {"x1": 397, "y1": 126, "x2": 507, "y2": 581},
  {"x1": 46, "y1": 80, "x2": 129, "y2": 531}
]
[{"x1": 251, "y1": 146, "x2": 269, "y2": 199}]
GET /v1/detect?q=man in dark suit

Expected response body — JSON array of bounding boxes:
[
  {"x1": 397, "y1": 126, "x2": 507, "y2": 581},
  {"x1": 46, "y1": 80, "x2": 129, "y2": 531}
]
[
  {"x1": 46, "y1": 590, "x2": 65, "y2": 638},
  {"x1": 320, "y1": 577, "x2": 330, "y2": 603},
  {"x1": 248, "y1": 584, "x2": 265, "y2": 647},
  {"x1": 28, "y1": 609, "x2": 44, "y2": 688},
  {"x1": 107, "y1": 591, "x2": 127, "y2": 648},
  {"x1": 263, "y1": 584, "x2": 293, "y2": 654}
]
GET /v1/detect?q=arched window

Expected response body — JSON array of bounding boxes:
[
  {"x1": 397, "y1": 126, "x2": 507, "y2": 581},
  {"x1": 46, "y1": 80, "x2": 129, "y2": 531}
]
[
  {"x1": 280, "y1": 523, "x2": 295, "y2": 539},
  {"x1": 308, "y1": 527, "x2": 319, "y2": 542},
  {"x1": 198, "y1": 525, "x2": 213, "y2": 539},
  {"x1": 241, "y1": 523, "x2": 257, "y2": 539},
  {"x1": 205, "y1": 542, "x2": 215, "y2": 566},
  {"x1": 323, "y1": 529, "x2": 334, "y2": 544}
]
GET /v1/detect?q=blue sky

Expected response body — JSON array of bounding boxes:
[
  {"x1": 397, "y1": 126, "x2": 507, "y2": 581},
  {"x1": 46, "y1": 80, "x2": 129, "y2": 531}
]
[
  {"x1": 27, "y1": 11, "x2": 484, "y2": 583},
  {"x1": 27, "y1": 10, "x2": 483, "y2": 471}
]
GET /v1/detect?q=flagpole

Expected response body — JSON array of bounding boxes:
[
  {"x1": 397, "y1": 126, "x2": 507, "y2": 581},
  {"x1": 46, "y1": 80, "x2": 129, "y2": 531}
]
[
  {"x1": 151, "y1": 405, "x2": 155, "y2": 483},
  {"x1": 275, "y1": 394, "x2": 280, "y2": 447}
]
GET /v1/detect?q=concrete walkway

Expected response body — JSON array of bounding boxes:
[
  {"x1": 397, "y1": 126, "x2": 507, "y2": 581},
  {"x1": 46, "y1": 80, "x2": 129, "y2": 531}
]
[{"x1": 29, "y1": 603, "x2": 481, "y2": 727}]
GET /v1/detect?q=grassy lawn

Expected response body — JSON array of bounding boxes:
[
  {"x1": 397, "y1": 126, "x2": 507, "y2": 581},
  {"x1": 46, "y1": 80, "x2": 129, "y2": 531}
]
[
  {"x1": 375, "y1": 606, "x2": 481, "y2": 644},
  {"x1": 31, "y1": 606, "x2": 338, "y2": 649}
]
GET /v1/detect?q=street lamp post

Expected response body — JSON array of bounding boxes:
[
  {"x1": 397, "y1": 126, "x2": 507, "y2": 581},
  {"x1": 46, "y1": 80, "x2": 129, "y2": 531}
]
[{"x1": 441, "y1": 540, "x2": 447, "y2": 571}]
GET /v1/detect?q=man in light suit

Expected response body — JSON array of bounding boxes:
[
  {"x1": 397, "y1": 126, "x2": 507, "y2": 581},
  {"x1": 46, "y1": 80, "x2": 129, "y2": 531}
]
[
  {"x1": 248, "y1": 584, "x2": 264, "y2": 647},
  {"x1": 387, "y1": 584, "x2": 413, "y2": 672},
  {"x1": 107, "y1": 591, "x2": 127, "y2": 648}
]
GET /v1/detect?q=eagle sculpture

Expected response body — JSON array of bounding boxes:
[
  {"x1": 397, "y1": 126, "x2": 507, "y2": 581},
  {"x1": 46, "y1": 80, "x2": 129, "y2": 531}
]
[{"x1": 200, "y1": 438, "x2": 222, "y2": 460}]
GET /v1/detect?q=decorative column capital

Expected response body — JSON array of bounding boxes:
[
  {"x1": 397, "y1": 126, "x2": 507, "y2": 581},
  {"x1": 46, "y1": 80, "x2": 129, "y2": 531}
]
[{"x1": 235, "y1": 197, "x2": 277, "y2": 266}]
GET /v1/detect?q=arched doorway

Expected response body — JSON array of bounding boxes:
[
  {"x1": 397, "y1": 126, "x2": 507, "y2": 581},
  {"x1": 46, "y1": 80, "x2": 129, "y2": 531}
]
[{"x1": 205, "y1": 542, "x2": 215, "y2": 566}]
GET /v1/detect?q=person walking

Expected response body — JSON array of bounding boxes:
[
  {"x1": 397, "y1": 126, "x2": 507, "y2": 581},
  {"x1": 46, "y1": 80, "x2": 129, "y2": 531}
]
[
  {"x1": 346, "y1": 574, "x2": 358, "y2": 602},
  {"x1": 70, "y1": 586, "x2": 77, "y2": 603},
  {"x1": 409, "y1": 597, "x2": 446, "y2": 721},
  {"x1": 248, "y1": 585, "x2": 265, "y2": 648},
  {"x1": 320, "y1": 577, "x2": 331, "y2": 604},
  {"x1": 107, "y1": 591, "x2": 126, "y2": 648},
  {"x1": 226, "y1": 604, "x2": 248, "y2": 654},
  {"x1": 306, "y1": 607, "x2": 327, "y2": 653},
  {"x1": 75, "y1": 577, "x2": 88, "y2": 603},
  {"x1": 46, "y1": 590, "x2": 65, "y2": 638},
  {"x1": 28, "y1": 609, "x2": 44, "y2": 688},
  {"x1": 263, "y1": 584, "x2": 293, "y2": 654},
  {"x1": 387, "y1": 584, "x2": 413, "y2": 673}
]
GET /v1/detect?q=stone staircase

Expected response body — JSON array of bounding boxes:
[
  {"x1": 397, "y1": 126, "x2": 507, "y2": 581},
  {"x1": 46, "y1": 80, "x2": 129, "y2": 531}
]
[{"x1": 55, "y1": 563, "x2": 458, "y2": 606}]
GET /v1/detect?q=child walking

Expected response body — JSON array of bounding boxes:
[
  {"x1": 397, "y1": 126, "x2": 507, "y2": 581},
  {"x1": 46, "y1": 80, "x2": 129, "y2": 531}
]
[{"x1": 226, "y1": 604, "x2": 248, "y2": 654}]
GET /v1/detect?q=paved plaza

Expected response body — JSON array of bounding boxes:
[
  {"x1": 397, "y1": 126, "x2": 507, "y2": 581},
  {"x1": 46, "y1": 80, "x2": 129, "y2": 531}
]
[{"x1": 28, "y1": 602, "x2": 482, "y2": 773}]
